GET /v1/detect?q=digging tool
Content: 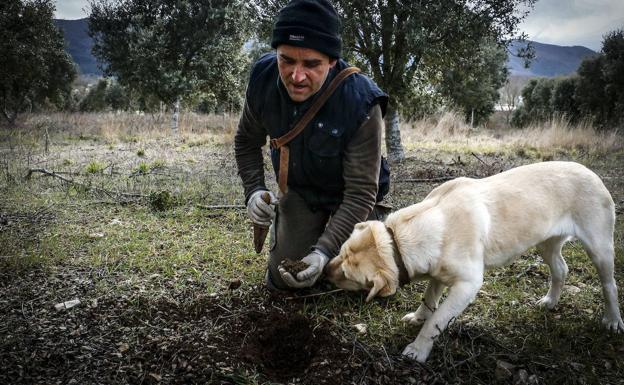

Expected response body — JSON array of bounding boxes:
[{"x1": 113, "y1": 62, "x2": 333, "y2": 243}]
[{"x1": 253, "y1": 191, "x2": 273, "y2": 253}]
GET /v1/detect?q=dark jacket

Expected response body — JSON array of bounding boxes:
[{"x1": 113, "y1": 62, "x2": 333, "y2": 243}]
[{"x1": 235, "y1": 52, "x2": 388, "y2": 256}]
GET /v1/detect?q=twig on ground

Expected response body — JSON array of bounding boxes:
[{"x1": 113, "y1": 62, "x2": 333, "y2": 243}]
[
  {"x1": 196, "y1": 204, "x2": 246, "y2": 210},
  {"x1": 285, "y1": 288, "x2": 344, "y2": 300},
  {"x1": 25, "y1": 168, "x2": 146, "y2": 199},
  {"x1": 393, "y1": 176, "x2": 461, "y2": 184}
]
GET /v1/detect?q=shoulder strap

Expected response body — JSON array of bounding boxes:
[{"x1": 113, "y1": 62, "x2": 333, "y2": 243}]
[
  {"x1": 270, "y1": 66, "x2": 361, "y2": 194},
  {"x1": 270, "y1": 66, "x2": 361, "y2": 149}
]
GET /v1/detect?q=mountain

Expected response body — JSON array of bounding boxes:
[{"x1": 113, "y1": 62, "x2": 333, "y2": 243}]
[
  {"x1": 53, "y1": 19, "x2": 596, "y2": 79},
  {"x1": 507, "y1": 40, "x2": 596, "y2": 77},
  {"x1": 54, "y1": 18, "x2": 102, "y2": 76}
]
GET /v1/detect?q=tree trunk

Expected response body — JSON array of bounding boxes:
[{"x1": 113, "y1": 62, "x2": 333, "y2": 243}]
[
  {"x1": 171, "y1": 97, "x2": 180, "y2": 131},
  {"x1": 384, "y1": 105, "x2": 405, "y2": 162}
]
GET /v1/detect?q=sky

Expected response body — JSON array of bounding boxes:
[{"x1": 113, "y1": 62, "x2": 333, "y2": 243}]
[{"x1": 54, "y1": 0, "x2": 624, "y2": 51}]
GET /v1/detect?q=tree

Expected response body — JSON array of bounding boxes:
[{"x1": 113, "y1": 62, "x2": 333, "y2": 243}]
[
  {"x1": 0, "y1": 0, "x2": 76, "y2": 125},
  {"x1": 89, "y1": 0, "x2": 252, "y2": 130},
  {"x1": 436, "y1": 39, "x2": 509, "y2": 126},
  {"x1": 254, "y1": 0, "x2": 536, "y2": 161},
  {"x1": 499, "y1": 76, "x2": 525, "y2": 123},
  {"x1": 600, "y1": 28, "x2": 624, "y2": 127}
]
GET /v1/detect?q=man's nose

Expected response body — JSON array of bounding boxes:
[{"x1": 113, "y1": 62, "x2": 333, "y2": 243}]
[{"x1": 291, "y1": 65, "x2": 306, "y2": 83}]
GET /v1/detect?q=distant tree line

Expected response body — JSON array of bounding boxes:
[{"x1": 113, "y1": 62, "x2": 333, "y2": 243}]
[
  {"x1": 3, "y1": 0, "x2": 536, "y2": 154},
  {"x1": 512, "y1": 28, "x2": 624, "y2": 130}
]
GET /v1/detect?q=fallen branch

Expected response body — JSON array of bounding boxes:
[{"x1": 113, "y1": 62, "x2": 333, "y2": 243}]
[
  {"x1": 393, "y1": 176, "x2": 459, "y2": 183},
  {"x1": 196, "y1": 204, "x2": 246, "y2": 210},
  {"x1": 285, "y1": 288, "x2": 344, "y2": 300},
  {"x1": 25, "y1": 168, "x2": 146, "y2": 199}
]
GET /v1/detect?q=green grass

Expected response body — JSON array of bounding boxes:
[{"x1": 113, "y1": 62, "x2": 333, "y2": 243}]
[{"x1": 1, "y1": 119, "x2": 623, "y2": 384}]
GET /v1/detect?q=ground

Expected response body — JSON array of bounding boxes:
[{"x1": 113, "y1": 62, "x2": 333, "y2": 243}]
[{"x1": 1, "y1": 113, "x2": 623, "y2": 384}]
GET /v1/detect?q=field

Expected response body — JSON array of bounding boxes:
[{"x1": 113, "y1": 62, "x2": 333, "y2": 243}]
[{"x1": 1, "y1": 112, "x2": 623, "y2": 385}]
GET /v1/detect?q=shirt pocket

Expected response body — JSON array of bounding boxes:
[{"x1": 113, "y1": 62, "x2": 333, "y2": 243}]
[{"x1": 307, "y1": 120, "x2": 344, "y2": 156}]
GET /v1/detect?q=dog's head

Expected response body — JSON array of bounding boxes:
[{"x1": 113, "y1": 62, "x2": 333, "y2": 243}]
[{"x1": 325, "y1": 221, "x2": 399, "y2": 302}]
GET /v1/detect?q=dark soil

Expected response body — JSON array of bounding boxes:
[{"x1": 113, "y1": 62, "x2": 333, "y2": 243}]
[{"x1": 280, "y1": 259, "x2": 310, "y2": 276}]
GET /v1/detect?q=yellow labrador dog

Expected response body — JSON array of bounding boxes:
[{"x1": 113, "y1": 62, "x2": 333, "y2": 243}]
[{"x1": 325, "y1": 161, "x2": 623, "y2": 362}]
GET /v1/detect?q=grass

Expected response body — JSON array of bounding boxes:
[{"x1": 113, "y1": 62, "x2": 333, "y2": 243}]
[{"x1": 1, "y1": 111, "x2": 623, "y2": 384}]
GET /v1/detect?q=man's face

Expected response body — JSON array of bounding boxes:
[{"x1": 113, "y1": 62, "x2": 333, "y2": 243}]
[{"x1": 276, "y1": 45, "x2": 337, "y2": 102}]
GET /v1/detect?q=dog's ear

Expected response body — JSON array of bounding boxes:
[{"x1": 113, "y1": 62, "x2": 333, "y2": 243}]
[
  {"x1": 354, "y1": 222, "x2": 368, "y2": 231},
  {"x1": 365, "y1": 272, "x2": 396, "y2": 302}
]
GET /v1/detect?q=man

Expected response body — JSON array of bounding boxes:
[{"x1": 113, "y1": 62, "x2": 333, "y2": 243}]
[{"x1": 235, "y1": 0, "x2": 389, "y2": 290}]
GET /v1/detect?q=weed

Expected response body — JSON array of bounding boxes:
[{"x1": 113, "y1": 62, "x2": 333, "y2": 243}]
[
  {"x1": 149, "y1": 190, "x2": 174, "y2": 211},
  {"x1": 137, "y1": 148, "x2": 145, "y2": 157},
  {"x1": 85, "y1": 160, "x2": 106, "y2": 174}
]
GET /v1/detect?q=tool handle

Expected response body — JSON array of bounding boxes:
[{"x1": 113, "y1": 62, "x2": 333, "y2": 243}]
[{"x1": 261, "y1": 191, "x2": 272, "y2": 205}]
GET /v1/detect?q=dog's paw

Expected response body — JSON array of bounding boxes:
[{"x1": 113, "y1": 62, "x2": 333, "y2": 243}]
[
  {"x1": 402, "y1": 311, "x2": 427, "y2": 325},
  {"x1": 536, "y1": 295, "x2": 558, "y2": 309},
  {"x1": 402, "y1": 342, "x2": 431, "y2": 363},
  {"x1": 601, "y1": 316, "x2": 624, "y2": 333}
]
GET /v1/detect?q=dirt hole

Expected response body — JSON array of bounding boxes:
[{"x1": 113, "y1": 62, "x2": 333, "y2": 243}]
[{"x1": 245, "y1": 312, "x2": 317, "y2": 379}]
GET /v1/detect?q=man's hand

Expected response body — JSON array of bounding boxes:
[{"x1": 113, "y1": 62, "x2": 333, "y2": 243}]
[
  {"x1": 247, "y1": 190, "x2": 278, "y2": 227},
  {"x1": 279, "y1": 249, "x2": 330, "y2": 288}
]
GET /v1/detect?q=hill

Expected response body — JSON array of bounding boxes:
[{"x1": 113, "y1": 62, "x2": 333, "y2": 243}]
[
  {"x1": 54, "y1": 18, "x2": 102, "y2": 76},
  {"x1": 53, "y1": 19, "x2": 596, "y2": 79},
  {"x1": 507, "y1": 40, "x2": 596, "y2": 77}
]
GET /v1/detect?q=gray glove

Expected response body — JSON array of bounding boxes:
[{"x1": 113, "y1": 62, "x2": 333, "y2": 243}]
[
  {"x1": 246, "y1": 190, "x2": 277, "y2": 227},
  {"x1": 278, "y1": 249, "x2": 330, "y2": 288}
]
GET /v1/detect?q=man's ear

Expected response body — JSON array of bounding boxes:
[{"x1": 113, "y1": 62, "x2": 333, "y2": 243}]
[{"x1": 329, "y1": 58, "x2": 337, "y2": 68}]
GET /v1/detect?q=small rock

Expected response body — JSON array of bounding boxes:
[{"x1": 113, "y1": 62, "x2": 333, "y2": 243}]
[
  {"x1": 353, "y1": 323, "x2": 367, "y2": 334},
  {"x1": 514, "y1": 369, "x2": 528, "y2": 385},
  {"x1": 89, "y1": 232, "x2": 105, "y2": 239},
  {"x1": 564, "y1": 285, "x2": 581, "y2": 295},
  {"x1": 528, "y1": 374, "x2": 539, "y2": 384},
  {"x1": 118, "y1": 343, "x2": 129, "y2": 353},
  {"x1": 54, "y1": 299, "x2": 81, "y2": 311},
  {"x1": 495, "y1": 360, "x2": 515, "y2": 380},
  {"x1": 149, "y1": 372, "x2": 162, "y2": 382}
]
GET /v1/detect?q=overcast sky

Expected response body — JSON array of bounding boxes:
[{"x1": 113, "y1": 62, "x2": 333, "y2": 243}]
[{"x1": 55, "y1": 0, "x2": 624, "y2": 51}]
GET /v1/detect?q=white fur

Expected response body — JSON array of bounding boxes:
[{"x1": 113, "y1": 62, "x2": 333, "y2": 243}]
[{"x1": 327, "y1": 161, "x2": 623, "y2": 363}]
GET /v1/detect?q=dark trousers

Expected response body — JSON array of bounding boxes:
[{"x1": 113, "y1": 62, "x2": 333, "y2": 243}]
[{"x1": 266, "y1": 190, "x2": 390, "y2": 289}]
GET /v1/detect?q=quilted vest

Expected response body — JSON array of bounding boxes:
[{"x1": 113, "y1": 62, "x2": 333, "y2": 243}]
[{"x1": 246, "y1": 52, "x2": 388, "y2": 210}]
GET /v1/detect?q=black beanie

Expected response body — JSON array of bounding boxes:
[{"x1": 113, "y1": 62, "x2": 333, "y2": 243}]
[{"x1": 271, "y1": 0, "x2": 342, "y2": 59}]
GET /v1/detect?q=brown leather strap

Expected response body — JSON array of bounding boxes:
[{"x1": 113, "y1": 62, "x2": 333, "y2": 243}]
[
  {"x1": 278, "y1": 146, "x2": 290, "y2": 194},
  {"x1": 271, "y1": 66, "x2": 361, "y2": 193}
]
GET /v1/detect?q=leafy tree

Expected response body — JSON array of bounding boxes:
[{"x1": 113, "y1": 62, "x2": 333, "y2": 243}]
[
  {"x1": 253, "y1": 0, "x2": 535, "y2": 161},
  {"x1": 0, "y1": 0, "x2": 76, "y2": 125},
  {"x1": 600, "y1": 28, "x2": 624, "y2": 127},
  {"x1": 436, "y1": 39, "x2": 509, "y2": 126},
  {"x1": 79, "y1": 79, "x2": 108, "y2": 112},
  {"x1": 89, "y1": 0, "x2": 252, "y2": 129},
  {"x1": 550, "y1": 76, "x2": 578, "y2": 120}
]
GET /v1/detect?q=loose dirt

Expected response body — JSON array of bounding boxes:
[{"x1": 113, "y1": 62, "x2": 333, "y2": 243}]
[{"x1": 280, "y1": 259, "x2": 310, "y2": 276}]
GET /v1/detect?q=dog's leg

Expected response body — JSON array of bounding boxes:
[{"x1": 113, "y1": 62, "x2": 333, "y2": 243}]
[
  {"x1": 402, "y1": 278, "x2": 482, "y2": 362},
  {"x1": 536, "y1": 236, "x2": 569, "y2": 309},
  {"x1": 581, "y1": 239, "x2": 624, "y2": 332},
  {"x1": 402, "y1": 279, "x2": 445, "y2": 325}
]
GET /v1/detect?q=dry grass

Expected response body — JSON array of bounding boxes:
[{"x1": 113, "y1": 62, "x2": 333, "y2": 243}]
[
  {"x1": 400, "y1": 110, "x2": 623, "y2": 156},
  {"x1": 22, "y1": 111, "x2": 240, "y2": 144},
  {"x1": 512, "y1": 116, "x2": 623, "y2": 153}
]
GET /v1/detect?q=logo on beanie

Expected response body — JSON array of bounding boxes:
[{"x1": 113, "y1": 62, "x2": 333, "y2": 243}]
[{"x1": 289, "y1": 34, "x2": 305, "y2": 42}]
